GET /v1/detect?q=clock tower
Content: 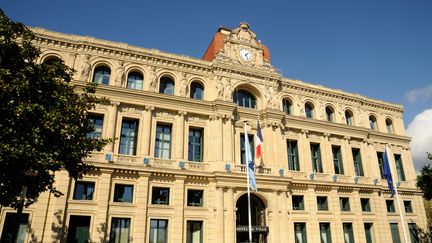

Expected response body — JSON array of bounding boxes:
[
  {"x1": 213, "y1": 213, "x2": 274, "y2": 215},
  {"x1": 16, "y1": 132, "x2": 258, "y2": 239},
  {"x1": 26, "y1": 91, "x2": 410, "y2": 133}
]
[{"x1": 202, "y1": 22, "x2": 273, "y2": 70}]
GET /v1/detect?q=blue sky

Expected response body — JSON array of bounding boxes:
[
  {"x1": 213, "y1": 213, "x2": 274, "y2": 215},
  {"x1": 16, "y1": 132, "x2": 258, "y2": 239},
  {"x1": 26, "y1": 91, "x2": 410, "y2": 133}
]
[{"x1": 3, "y1": 0, "x2": 432, "y2": 166}]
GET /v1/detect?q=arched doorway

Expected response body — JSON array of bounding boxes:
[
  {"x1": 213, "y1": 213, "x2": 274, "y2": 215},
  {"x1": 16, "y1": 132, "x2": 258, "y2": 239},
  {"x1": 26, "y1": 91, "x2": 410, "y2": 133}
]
[{"x1": 236, "y1": 193, "x2": 268, "y2": 243}]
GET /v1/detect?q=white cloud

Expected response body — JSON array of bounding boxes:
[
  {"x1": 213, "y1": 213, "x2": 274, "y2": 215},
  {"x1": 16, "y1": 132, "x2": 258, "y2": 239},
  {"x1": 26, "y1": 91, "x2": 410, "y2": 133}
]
[
  {"x1": 406, "y1": 108, "x2": 432, "y2": 172},
  {"x1": 405, "y1": 84, "x2": 432, "y2": 103}
]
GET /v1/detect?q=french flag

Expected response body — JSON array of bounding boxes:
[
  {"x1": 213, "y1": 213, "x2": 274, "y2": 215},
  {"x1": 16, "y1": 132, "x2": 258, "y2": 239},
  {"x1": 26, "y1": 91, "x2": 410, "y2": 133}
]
[{"x1": 255, "y1": 121, "x2": 263, "y2": 159}]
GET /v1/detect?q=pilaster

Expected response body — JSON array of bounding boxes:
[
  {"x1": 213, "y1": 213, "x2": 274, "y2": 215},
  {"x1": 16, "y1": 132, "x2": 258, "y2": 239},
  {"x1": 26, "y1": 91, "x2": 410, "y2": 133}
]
[
  {"x1": 140, "y1": 106, "x2": 154, "y2": 156},
  {"x1": 224, "y1": 187, "x2": 235, "y2": 243}
]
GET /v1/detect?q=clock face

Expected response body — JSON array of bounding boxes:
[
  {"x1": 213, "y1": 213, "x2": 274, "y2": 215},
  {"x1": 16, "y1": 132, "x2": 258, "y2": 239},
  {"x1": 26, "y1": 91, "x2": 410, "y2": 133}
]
[{"x1": 239, "y1": 49, "x2": 253, "y2": 61}]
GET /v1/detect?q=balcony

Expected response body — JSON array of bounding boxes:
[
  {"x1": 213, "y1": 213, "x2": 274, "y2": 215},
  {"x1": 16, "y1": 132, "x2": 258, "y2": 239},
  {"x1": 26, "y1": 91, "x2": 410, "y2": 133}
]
[{"x1": 86, "y1": 152, "x2": 403, "y2": 188}]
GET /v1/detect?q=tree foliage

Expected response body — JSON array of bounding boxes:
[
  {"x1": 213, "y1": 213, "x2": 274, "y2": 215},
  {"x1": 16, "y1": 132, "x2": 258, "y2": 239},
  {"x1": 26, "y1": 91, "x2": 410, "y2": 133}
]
[
  {"x1": 417, "y1": 153, "x2": 432, "y2": 200},
  {"x1": 0, "y1": 9, "x2": 110, "y2": 208}
]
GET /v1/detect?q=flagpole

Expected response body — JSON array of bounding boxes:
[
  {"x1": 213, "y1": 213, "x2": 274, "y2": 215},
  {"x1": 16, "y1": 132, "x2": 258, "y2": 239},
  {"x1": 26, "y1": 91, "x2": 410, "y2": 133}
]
[
  {"x1": 386, "y1": 146, "x2": 409, "y2": 243},
  {"x1": 244, "y1": 122, "x2": 253, "y2": 243}
]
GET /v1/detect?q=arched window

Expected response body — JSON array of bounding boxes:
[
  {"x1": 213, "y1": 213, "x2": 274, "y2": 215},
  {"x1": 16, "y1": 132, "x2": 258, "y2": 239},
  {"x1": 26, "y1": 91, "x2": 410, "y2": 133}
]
[
  {"x1": 345, "y1": 110, "x2": 354, "y2": 125},
  {"x1": 233, "y1": 90, "x2": 256, "y2": 109},
  {"x1": 43, "y1": 56, "x2": 62, "y2": 66},
  {"x1": 282, "y1": 98, "x2": 292, "y2": 115},
  {"x1": 127, "y1": 72, "x2": 143, "y2": 90},
  {"x1": 92, "y1": 66, "x2": 111, "y2": 85},
  {"x1": 159, "y1": 76, "x2": 175, "y2": 95},
  {"x1": 386, "y1": 119, "x2": 394, "y2": 133},
  {"x1": 369, "y1": 115, "x2": 377, "y2": 130},
  {"x1": 305, "y1": 102, "x2": 314, "y2": 118},
  {"x1": 325, "y1": 106, "x2": 334, "y2": 122},
  {"x1": 190, "y1": 82, "x2": 204, "y2": 100}
]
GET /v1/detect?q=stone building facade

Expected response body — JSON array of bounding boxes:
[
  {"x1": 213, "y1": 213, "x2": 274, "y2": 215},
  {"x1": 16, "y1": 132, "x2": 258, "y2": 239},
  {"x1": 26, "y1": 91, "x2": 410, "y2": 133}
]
[{"x1": 0, "y1": 23, "x2": 426, "y2": 243}]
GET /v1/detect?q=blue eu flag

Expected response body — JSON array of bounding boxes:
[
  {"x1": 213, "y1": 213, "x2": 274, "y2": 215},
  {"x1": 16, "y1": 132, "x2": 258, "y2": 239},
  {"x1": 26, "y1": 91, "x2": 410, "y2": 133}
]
[{"x1": 383, "y1": 146, "x2": 395, "y2": 198}]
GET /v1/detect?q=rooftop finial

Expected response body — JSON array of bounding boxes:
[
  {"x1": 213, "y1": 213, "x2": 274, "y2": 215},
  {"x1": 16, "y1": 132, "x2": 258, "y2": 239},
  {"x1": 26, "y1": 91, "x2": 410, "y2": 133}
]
[{"x1": 240, "y1": 22, "x2": 249, "y2": 30}]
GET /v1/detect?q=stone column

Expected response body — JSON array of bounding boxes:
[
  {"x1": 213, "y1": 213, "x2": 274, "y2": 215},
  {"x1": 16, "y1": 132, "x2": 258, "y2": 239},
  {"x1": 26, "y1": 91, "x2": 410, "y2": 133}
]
[
  {"x1": 93, "y1": 169, "x2": 113, "y2": 242},
  {"x1": 224, "y1": 187, "x2": 235, "y2": 243},
  {"x1": 215, "y1": 186, "x2": 225, "y2": 243},
  {"x1": 352, "y1": 189, "x2": 364, "y2": 241},
  {"x1": 106, "y1": 101, "x2": 120, "y2": 152},
  {"x1": 279, "y1": 190, "x2": 289, "y2": 242},
  {"x1": 175, "y1": 111, "x2": 186, "y2": 160},
  {"x1": 269, "y1": 190, "x2": 280, "y2": 242},
  {"x1": 140, "y1": 106, "x2": 154, "y2": 156},
  {"x1": 223, "y1": 116, "x2": 234, "y2": 163},
  {"x1": 171, "y1": 175, "x2": 186, "y2": 241},
  {"x1": 321, "y1": 133, "x2": 333, "y2": 174},
  {"x1": 306, "y1": 186, "x2": 318, "y2": 242},
  {"x1": 299, "y1": 130, "x2": 311, "y2": 172},
  {"x1": 134, "y1": 172, "x2": 151, "y2": 242},
  {"x1": 342, "y1": 136, "x2": 353, "y2": 176}
]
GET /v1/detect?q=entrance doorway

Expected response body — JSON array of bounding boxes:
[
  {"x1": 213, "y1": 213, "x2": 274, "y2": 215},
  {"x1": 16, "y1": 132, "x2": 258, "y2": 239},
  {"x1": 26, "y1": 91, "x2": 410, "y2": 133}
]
[{"x1": 236, "y1": 193, "x2": 268, "y2": 243}]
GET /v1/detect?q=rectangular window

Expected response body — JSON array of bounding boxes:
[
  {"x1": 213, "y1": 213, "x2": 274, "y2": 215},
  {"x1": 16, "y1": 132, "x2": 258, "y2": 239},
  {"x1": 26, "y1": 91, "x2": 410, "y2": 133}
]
[
  {"x1": 292, "y1": 195, "x2": 305, "y2": 210},
  {"x1": 155, "y1": 124, "x2": 172, "y2": 159},
  {"x1": 310, "y1": 143, "x2": 323, "y2": 173},
  {"x1": 287, "y1": 140, "x2": 300, "y2": 171},
  {"x1": 87, "y1": 114, "x2": 104, "y2": 139},
  {"x1": 67, "y1": 215, "x2": 91, "y2": 243},
  {"x1": 188, "y1": 128, "x2": 203, "y2": 162},
  {"x1": 340, "y1": 197, "x2": 350, "y2": 212},
  {"x1": 343, "y1": 223, "x2": 354, "y2": 243},
  {"x1": 186, "y1": 220, "x2": 203, "y2": 243},
  {"x1": 294, "y1": 222, "x2": 307, "y2": 243},
  {"x1": 332, "y1": 145, "x2": 344, "y2": 175},
  {"x1": 317, "y1": 196, "x2": 328, "y2": 211},
  {"x1": 240, "y1": 133, "x2": 254, "y2": 164},
  {"x1": 0, "y1": 213, "x2": 29, "y2": 243},
  {"x1": 113, "y1": 184, "x2": 133, "y2": 203},
  {"x1": 352, "y1": 148, "x2": 364, "y2": 176},
  {"x1": 386, "y1": 200, "x2": 396, "y2": 213},
  {"x1": 404, "y1": 201, "x2": 413, "y2": 213},
  {"x1": 394, "y1": 154, "x2": 406, "y2": 181},
  {"x1": 377, "y1": 152, "x2": 385, "y2": 179},
  {"x1": 319, "y1": 223, "x2": 332, "y2": 243},
  {"x1": 408, "y1": 223, "x2": 419, "y2": 243},
  {"x1": 361, "y1": 198, "x2": 371, "y2": 212},
  {"x1": 364, "y1": 223, "x2": 373, "y2": 243},
  {"x1": 150, "y1": 219, "x2": 168, "y2": 243},
  {"x1": 187, "y1": 189, "x2": 203, "y2": 207},
  {"x1": 119, "y1": 119, "x2": 138, "y2": 155},
  {"x1": 73, "y1": 181, "x2": 95, "y2": 200},
  {"x1": 152, "y1": 187, "x2": 170, "y2": 205},
  {"x1": 390, "y1": 223, "x2": 401, "y2": 243},
  {"x1": 109, "y1": 218, "x2": 130, "y2": 243}
]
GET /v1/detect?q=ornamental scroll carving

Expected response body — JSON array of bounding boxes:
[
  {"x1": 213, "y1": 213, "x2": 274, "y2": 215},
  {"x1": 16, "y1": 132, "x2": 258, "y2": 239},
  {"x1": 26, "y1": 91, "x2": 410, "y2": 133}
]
[
  {"x1": 119, "y1": 105, "x2": 145, "y2": 115},
  {"x1": 229, "y1": 22, "x2": 257, "y2": 44}
]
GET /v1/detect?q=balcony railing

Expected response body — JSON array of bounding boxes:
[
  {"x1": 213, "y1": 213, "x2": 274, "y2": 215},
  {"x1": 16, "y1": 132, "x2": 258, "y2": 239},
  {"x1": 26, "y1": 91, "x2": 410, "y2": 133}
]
[
  {"x1": 234, "y1": 164, "x2": 272, "y2": 175},
  {"x1": 86, "y1": 152, "x2": 406, "y2": 187}
]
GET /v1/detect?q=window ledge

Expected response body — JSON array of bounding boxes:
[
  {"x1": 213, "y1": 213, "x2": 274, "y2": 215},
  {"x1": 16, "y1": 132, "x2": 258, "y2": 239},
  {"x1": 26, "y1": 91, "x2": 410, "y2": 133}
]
[
  {"x1": 109, "y1": 202, "x2": 137, "y2": 207},
  {"x1": 148, "y1": 204, "x2": 175, "y2": 210},
  {"x1": 185, "y1": 206, "x2": 207, "y2": 210},
  {"x1": 68, "y1": 200, "x2": 98, "y2": 205}
]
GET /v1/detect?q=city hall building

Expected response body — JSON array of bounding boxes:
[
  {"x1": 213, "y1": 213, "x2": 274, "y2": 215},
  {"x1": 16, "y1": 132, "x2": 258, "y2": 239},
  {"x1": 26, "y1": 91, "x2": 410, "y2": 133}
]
[{"x1": 0, "y1": 23, "x2": 427, "y2": 243}]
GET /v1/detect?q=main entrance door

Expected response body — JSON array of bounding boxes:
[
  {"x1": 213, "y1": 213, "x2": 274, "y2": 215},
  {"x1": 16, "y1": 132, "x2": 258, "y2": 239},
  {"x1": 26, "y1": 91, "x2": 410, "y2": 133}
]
[{"x1": 236, "y1": 193, "x2": 268, "y2": 243}]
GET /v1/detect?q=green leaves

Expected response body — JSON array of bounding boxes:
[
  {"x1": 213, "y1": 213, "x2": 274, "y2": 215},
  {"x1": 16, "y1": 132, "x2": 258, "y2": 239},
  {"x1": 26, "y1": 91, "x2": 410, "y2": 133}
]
[{"x1": 0, "y1": 10, "x2": 111, "y2": 208}]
